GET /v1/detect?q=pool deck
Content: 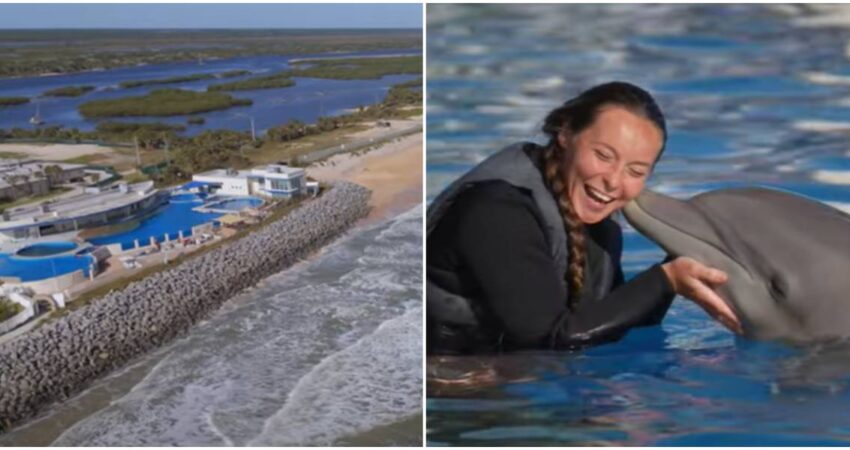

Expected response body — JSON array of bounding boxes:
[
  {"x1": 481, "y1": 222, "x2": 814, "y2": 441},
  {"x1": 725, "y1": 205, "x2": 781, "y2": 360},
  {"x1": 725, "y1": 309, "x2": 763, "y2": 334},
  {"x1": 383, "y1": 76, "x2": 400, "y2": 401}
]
[{"x1": 65, "y1": 234, "x2": 221, "y2": 300}]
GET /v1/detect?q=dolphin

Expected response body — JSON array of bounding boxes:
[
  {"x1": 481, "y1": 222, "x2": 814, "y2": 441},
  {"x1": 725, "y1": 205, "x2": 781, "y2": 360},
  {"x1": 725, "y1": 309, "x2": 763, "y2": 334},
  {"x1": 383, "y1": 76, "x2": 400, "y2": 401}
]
[{"x1": 623, "y1": 187, "x2": 850, "y2": 343}]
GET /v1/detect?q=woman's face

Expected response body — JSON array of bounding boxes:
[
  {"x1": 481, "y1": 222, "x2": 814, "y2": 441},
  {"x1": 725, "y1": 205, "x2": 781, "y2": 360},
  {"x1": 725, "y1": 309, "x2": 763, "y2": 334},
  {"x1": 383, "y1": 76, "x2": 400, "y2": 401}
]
[{"x1": 558, "y1": 106, "x2": 663, "y2": 225}]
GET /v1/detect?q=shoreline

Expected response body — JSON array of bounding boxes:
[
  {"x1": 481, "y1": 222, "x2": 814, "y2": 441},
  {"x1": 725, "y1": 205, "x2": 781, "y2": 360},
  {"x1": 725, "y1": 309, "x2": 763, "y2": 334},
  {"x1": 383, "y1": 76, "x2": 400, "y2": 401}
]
[
  {"x1": 336, "y1": 413, "x2": 423, "y2": 446},
  {"x1": 0, "y1": 207, "x2": 420, "y2": 446},
  {"x1": 307, "y1": 128, "x2": 423, "y2": 224}
]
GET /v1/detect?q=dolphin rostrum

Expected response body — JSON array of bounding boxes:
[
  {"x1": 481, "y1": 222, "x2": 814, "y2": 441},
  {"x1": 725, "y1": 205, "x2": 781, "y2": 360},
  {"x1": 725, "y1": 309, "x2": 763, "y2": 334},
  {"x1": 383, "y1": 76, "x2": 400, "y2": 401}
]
[{"x1": 623, "y1": 187, "x2": 850, "y2": 343}]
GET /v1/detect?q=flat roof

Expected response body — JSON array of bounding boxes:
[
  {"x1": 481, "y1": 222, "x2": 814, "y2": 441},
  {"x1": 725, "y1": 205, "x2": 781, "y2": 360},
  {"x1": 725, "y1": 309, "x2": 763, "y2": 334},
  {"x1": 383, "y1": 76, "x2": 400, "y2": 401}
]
[
  {"x1": 194, "y1": 169, "x2": 251, "y2": 180},
  {"x1": 195, "y1": 165, "x2": 305, "y2": 181},
  {"x1": 251, "y1": 164, "x2": 305, "y2": 177},
  {"x1": 0, "y1": 182, "x2": 160, "y2": 230}
]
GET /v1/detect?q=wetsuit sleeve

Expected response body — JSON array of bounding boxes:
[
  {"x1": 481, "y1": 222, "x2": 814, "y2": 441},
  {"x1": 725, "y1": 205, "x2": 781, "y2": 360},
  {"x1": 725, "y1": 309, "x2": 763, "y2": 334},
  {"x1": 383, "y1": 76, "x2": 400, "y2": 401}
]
[
  {"x1": 548, "y1": 264, "x2": 674, "y2": 349},
  {"x1": 445, "y1": 182, "x2": 674, "y2": 350}
]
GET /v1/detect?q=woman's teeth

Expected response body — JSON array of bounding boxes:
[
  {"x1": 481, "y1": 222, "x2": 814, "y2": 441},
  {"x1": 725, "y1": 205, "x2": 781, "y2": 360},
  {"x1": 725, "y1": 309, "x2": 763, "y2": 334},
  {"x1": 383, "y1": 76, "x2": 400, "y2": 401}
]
[{"x1": 586, "y1": 185, "x2": 613, "y2": 204}]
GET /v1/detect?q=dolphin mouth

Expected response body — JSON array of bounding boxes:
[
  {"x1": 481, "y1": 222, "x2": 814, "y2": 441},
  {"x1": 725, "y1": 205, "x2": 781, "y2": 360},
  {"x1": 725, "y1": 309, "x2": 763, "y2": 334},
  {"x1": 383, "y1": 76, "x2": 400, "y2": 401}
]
[
  {"x1": 623, "y1": 190, "x2": 755, "y2": 318},
  {"x1": 624, "y1": 191, "x2": 733, "y2": 261}
]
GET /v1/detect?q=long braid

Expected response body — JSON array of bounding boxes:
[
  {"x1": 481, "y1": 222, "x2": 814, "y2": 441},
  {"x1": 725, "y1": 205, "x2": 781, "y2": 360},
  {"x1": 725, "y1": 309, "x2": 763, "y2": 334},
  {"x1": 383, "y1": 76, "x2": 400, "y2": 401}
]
[{"x1": 542, "y1": 144, "x2": 586, "y2": 310}]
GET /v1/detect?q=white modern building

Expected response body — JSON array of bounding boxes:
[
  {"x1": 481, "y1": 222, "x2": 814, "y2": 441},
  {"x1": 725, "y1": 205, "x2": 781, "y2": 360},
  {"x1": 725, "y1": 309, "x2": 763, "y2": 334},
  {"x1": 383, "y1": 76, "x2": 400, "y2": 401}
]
[{"x1": 192, "y1": 164, "x2": 307, "y2": 199}]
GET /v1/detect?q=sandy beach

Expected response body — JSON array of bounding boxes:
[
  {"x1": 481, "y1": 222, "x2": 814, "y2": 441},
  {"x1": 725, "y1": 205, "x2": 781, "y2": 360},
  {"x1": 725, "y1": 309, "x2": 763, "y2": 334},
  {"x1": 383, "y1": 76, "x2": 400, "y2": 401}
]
[
  {"x1": 307, "y1": 128, "x2": 423, "y2": 224},
  {"x1": 0, "y1": 143, "x2": 116, "y2": 160}
]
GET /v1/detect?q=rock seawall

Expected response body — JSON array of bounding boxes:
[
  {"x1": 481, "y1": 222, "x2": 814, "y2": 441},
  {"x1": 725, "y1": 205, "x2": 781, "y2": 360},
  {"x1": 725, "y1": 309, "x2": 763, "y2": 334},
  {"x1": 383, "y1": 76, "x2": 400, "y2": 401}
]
[{"x1": 0, "y1": 182, "x2": 371, "y2": 430}]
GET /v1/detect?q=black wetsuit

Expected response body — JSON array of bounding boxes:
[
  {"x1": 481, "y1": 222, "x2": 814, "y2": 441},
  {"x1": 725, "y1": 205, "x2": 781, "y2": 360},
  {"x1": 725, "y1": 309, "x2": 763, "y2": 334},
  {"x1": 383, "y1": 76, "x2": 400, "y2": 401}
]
[{"x1": 427, "y1": 180, "x2": 675, "y2": 354}]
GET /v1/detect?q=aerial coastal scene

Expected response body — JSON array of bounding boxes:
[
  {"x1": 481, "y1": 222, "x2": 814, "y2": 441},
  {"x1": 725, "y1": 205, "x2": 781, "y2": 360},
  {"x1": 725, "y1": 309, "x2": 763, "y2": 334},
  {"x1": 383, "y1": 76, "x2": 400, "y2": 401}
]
[{"x1": 0, "y1": 4, "x2": 422, "y2": 445}]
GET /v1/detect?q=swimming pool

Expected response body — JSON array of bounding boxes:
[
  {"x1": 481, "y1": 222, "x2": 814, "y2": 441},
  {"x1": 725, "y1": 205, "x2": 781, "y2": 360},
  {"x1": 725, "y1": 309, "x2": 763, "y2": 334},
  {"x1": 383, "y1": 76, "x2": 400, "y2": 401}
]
[
  {"x1": 89, "y1": 196, "x2": 221, "y2": 250},
  {"x1": 83, "y1": 193, "x2": 260, "y2": 251},
  {"x1": 205, "y1": 197, "x2": 264, "y2": 211},
  {"x1": 16, "y1": 241, "x2": 78, "y2": 258},
  {"x1": 0, "y1": 253, "x2": 93, "y2": 282},
  {"x1": 169, "y1": 193, "x2": 206, "y2": 203},
  {"x1": 427, "y1": 4, "x2": 850, "y2": 446}
]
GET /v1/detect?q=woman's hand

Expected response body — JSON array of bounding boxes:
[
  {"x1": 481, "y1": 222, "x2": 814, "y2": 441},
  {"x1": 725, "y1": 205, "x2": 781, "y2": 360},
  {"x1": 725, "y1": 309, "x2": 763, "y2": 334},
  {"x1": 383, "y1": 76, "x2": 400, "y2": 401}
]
[{"x1": 661, "y1": 257, "x2": 743, "y2": 334}]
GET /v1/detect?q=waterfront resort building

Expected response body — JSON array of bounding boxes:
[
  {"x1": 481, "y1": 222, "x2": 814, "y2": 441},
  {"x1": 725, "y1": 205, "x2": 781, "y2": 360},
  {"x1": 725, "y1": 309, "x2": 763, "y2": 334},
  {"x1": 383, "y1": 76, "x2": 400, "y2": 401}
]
[
  {"x1": 0, "y1": 181, "x2": 167, "y2": 243},
  {"x1": 0, "y1": 159, "x2": 86, "y2": 201},
  {"x1": 191, "y1": 164, "x2": 307, "y2": 198}
]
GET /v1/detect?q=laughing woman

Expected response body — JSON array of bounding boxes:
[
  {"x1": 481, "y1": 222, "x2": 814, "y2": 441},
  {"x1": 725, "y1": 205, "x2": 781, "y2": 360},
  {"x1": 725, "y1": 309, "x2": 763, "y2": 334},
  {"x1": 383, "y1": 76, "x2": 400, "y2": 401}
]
[{"x1": 427, "y1": 81, "x2": 741, "y2": 354}]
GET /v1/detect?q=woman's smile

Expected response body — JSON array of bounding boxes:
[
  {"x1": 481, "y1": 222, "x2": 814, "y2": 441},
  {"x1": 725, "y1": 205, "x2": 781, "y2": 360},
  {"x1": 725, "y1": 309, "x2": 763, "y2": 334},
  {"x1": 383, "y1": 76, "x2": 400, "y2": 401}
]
[{"x1": 562, "y1": 106, "x2": 663, "y2": 224}]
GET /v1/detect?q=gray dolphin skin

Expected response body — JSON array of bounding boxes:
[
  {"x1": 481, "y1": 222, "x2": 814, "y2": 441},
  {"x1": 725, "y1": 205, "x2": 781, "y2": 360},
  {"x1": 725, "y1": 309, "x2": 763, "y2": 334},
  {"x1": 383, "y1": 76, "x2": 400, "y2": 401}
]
[{"x1": 623, "y1": 187, "x2": 850, "y2": 343}]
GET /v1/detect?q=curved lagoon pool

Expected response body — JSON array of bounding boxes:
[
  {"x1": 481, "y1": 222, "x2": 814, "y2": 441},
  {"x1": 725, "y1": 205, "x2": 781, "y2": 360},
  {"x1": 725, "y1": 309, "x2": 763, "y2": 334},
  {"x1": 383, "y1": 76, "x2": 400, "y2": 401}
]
[
  {"x1": 88, "y1": 197, "x2": 220, "y2": 250},
  {"x1": 87, "y1": 194, "x2": 263, "y2": 250},
  {"x1": 16, "y1": 241, "x2": 78, "y2": 258},
  {"x1": 0, "y1": 253, "x2": 94, "y2": 282}
]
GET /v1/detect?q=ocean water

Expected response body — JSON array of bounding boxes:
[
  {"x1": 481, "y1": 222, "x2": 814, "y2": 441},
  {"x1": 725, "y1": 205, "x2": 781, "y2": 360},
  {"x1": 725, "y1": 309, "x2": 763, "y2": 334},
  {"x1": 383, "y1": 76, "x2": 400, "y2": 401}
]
[
  {"x1": 1, "y1": 205, "x2": 422, "y2": 446},
  {"x1": 0, "y1": 48, "x2": 419, "y2": 136},
  {"x1": 427, "y1": 4, "x2": 850, "y2": 446}
]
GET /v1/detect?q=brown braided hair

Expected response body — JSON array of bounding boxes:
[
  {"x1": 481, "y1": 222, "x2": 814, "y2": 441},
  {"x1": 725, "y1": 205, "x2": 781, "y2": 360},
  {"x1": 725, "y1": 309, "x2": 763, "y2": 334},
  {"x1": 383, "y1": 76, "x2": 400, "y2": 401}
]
[{"x1": 541, "y1": 81, "x2": 667, "y2": 309}]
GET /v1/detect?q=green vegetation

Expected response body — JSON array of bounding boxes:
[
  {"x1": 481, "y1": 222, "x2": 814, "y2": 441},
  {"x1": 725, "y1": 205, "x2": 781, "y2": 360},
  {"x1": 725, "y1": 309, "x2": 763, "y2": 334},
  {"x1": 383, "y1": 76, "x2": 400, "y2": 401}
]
[
  {"x1": 0, "y1": 126, "x2": 83, "y2": 142},
  {"x1": 207, "y1": 72, "x2": 295, "y2": 91},
  {"x1": 95, "y1": 122, "x2": 187, "y2": 149},
  {"x1": 95, "y1": 121, "x2": 186, "y2": 134},
  {"x1": 119, "y1": 70, "x2": 248, "y2": 89},
  {"x1": 0, "y1": 298, "x2": 23, "y2": 322},
  {"x1": 219, "y1": 69, "x2": 251, "y2": 78},
  {"x1": 0, "y1": 29, "x2": 421, "y2": 78},
  {"x1": 120, "y1": 74, "x2": 216, "y2": 89},
  {"x1": 187, "y1": 117, "x2": 205, "y2": 125},
  {"x1": 175, "y1": 129, "x2": 254, "y2": 172},
  {"x1": 0, "y1": 97, "x2": 29, "y2": 107},
  {"x1": 207, "y1": 56, "x2": 421, "y2": 92},
  {"x1": 61, "y1": 154, "x2": 103, "y2": 165},
  {"x1": 291, "y1": 55, "x2": 421, "y2": 79},
  {"x1": 121, "y1": 171, "x2": 150, "y2": 184},
  {"x1": 383, "y1": 78, "x2": 422, "y2": 108},
  {"x1": 43, "y1": 85, "x2": 95, "y2": 97},
  {"x1": 79, "y1": 89, "x2": 252, "y2": 118}
]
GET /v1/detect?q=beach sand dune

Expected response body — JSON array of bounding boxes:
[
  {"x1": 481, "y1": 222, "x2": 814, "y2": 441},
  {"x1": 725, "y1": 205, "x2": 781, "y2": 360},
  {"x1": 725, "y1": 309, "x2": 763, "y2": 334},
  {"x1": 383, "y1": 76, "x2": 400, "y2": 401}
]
[
  {"x1": 307, "y1": 130, "x2": 423, "y2": 223},
  {"x1": 0, "y1": 143, "x2": 117, "y2": 160}
]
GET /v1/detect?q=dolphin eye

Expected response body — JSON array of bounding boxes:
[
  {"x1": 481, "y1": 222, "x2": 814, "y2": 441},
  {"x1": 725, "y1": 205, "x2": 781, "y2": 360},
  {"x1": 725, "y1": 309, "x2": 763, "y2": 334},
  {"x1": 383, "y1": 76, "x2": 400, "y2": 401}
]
[{"x1": 769, "y1": 277, "x2": 788, "y2": 300}]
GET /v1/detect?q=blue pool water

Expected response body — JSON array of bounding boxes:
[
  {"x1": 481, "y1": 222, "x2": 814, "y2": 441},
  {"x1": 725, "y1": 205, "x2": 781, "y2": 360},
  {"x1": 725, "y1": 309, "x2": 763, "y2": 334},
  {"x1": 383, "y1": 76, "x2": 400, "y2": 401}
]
[
  {"x1": 88, "y1": 196, "x2": 220, "y2": 250},
  {"x1": 427, "y1": 4, "x2": 850, "y2": 446},
  {"x1": 16, "y1": 241, "x2": 78, "y2": 257},
  {"x1": 169, "y1": 193, "x2": 206, "y2": 203},
  {"x1": 206, "y1": 197, "x2": 263, "y2": 211},
  {"x1": 0, "y1": 253, "x2": 93, "y2": 282},
  {"x1": 0, "y1": 192, "x2": 261, "y2": 280}
]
